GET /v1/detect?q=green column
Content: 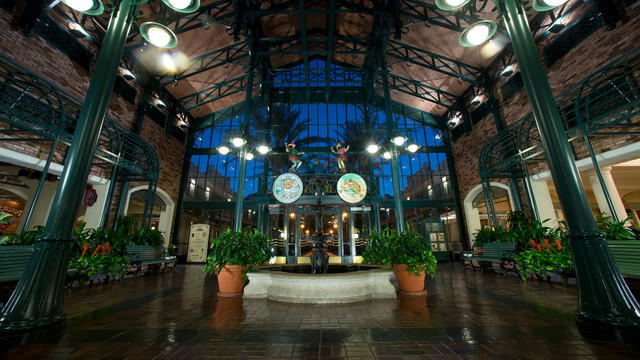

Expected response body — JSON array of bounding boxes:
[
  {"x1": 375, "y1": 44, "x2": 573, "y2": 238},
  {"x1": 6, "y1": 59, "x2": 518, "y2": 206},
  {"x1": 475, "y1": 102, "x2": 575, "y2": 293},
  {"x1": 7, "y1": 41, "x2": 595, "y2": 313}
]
[
  {"x1": 381, "y1": 70, "x2": 405, "y2": 232},
  {"x1": 497, "y1": 0, "x2": 640, "y2": 340},
  {"x1": 234, "y1": 67, "x2": 254, "y2": 232},
  {"x1": 0, "y1": 0, "x2": 138, "y2": 332}
]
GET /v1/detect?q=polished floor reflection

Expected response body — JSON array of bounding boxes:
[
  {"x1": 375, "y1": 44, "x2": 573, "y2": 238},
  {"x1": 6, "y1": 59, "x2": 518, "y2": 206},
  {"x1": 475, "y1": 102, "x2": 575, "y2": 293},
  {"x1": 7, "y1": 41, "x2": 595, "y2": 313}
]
[{"x1": 1, "y1": 263, "x2": 639, "y2": 359}]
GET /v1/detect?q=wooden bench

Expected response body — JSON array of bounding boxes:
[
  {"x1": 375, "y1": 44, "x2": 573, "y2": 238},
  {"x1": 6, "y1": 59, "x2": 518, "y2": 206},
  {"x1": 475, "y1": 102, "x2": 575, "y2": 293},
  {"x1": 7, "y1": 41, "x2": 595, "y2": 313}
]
[
  {"x1": 125, "y1": 245, "x2": 175, "y2": 277},
  {"x1": 608, "y1": 240, "x2": 640, "y2": 278},
  {"x1": 462, "y1": 242, "x2": 519, "y2": 277},
  {"x1": 0, "y1": 246, "x2": 33, "y2": 307}
]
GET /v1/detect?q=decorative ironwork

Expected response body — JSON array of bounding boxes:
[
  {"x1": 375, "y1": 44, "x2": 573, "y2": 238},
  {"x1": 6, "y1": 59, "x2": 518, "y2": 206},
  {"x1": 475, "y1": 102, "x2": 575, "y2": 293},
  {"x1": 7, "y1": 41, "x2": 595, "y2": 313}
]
[{"x1": 480, "y1": 45, "x2": 640, "y2": 182}]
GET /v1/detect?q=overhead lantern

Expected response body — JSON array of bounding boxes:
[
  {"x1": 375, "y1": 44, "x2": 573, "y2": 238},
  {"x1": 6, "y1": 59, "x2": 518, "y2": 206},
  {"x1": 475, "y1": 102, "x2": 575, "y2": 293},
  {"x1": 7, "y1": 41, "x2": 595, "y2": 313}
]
[
  {"x1": 62, "y1": 0, "x2": 104, "y2": 15},
  {"x1": 392, "y1": 135, "x2": 406, "y2": 146},
  {"x1": 140, "y1": 22, "x2": 178, "y2": 49},
  {"x1": 162, "y1": 0, "x2": 201, "y2": 14},
  {"x1": 532, "y1": 0, "x2": 570, "y2": 12},
  {"x1": 434, "y1": 0, "x2": 471, "y2": 11},
  {"x1": 459, "y1": 20, "x2": 497, "y2": 47}
]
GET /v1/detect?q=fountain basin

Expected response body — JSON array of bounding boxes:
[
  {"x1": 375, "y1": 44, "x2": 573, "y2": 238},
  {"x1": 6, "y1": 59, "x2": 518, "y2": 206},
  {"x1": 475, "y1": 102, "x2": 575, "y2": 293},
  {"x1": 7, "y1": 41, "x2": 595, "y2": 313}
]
[{"x1": 244, "y1": 264, "x2": 397, "y2": 303}]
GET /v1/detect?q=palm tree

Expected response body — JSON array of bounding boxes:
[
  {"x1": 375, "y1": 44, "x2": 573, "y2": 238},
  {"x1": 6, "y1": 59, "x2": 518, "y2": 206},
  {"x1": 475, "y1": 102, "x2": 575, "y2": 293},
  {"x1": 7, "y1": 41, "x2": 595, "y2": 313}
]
[
  {"x1": 335, "y1": 104, "x2": 385, "y2": 174},
  {"x1": 250, "y1": 105, "x2": 330, "y2": 174}
]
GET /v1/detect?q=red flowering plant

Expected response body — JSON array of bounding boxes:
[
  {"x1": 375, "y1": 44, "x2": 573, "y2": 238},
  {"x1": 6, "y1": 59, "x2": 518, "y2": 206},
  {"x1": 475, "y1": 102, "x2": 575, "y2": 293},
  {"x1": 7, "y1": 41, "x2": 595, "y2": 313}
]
[
  {"x1": 514, "y1": 220, "x2": 574, "y2": 280},
  {"x1": 69, "y1": 241, "x2": 129, "y2": 280},
  {"x1": 69, "y1": 224, "x2": 130, "y2": 281}
]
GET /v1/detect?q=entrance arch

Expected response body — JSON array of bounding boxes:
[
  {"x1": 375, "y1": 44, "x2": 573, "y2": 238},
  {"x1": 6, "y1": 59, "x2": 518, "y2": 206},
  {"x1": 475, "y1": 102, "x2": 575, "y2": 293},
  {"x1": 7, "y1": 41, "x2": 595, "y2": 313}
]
[
  {"x1": 463, "y1": 182, "x2": 515, "y2": 243},
  {"x1": 124, "y1": 186, "x2": 175, "y2": 247}
]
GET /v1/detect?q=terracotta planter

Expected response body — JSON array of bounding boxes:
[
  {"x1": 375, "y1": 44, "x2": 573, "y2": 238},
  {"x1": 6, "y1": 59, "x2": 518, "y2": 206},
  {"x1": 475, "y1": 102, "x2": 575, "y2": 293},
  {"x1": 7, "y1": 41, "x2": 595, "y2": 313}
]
[
  {"x1": 217, "y1": 265, "x2": 247, "y2": 297},
  {"x1": 393, "y1": 264, "x2": 427, "y2": 295}
]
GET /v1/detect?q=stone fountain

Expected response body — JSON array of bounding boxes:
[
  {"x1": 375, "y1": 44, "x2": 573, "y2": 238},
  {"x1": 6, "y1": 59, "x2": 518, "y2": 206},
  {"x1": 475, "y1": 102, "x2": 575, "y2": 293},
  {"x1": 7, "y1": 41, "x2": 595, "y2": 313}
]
[{"x1": 243, "y1": 174, "x2": 397, "y2": 302}]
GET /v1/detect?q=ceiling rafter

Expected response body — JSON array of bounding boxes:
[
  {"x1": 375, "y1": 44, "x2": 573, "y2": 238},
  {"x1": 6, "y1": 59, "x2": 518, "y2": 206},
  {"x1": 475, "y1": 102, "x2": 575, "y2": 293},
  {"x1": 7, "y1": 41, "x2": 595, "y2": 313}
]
[
  {"x1": 382, "y1": 73, "x2": 458, "y2": 109},
  {"x1": 386, "y1": 40, "x2": 483, "y2": 85},
  {"x1": 399, "y1": 0, "x2": 466, "y2": 32},
  {"x1": 157, "y1": 41, "x2": 250, "y2": 87},
  {"x1": 178, "y1": 74, "x2": 249, "y2": 110}
]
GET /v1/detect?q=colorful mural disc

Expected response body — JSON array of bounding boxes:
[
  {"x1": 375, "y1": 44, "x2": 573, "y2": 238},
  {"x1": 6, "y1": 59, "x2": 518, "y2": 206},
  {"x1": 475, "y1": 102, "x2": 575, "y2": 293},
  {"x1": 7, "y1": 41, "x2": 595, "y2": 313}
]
[
  {"x1": 337, "y1": 173, "x2": 367, "y2": 203},
  {"x1": 273, "y1": 173, "x2": 304, "y2": 203}
]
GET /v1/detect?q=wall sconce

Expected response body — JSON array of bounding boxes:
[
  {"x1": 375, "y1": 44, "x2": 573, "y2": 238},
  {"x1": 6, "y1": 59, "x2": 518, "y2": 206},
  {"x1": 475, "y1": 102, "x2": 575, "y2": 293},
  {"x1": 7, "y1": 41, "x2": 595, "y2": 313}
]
[
  {"x1": 120, "y1": 66, "x2": 136, "y2": 81},
  {"x1": 447, "y1": 112, "x2": 463, "y2": 128},
  {"x1": 500, "y1": 64, "x2": 515, "y2": 77},
  {"x1": 68, "y1": 21, "x2": 90, "y2": 38},
  {"x1": 175, "y1": 112, "x2": 190, "y2": 129},
  {"x1": 151, "y1": 96, "x2": 167, "y2": 109}
]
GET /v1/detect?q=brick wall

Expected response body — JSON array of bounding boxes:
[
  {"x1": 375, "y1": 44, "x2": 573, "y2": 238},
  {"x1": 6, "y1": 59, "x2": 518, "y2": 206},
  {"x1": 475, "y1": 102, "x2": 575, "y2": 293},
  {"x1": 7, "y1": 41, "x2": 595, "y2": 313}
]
[
  {"x1": 452, "y1": 2, "x2": 640, "y2": 202},
  {"x1": 0, "y1": 6, "x2": 187, "y2": 231}
]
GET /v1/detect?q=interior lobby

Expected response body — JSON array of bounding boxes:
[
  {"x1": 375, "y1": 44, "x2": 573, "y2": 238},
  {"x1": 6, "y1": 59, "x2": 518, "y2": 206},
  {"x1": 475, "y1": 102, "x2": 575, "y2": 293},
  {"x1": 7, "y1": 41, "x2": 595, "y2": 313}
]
[{"x1": 1, "y1": 0, "x2": 640, "y2": 358}]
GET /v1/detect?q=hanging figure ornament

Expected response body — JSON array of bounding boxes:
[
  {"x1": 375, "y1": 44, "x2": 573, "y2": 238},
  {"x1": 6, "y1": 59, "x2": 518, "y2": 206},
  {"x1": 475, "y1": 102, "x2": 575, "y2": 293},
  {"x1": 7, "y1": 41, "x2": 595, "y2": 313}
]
[
  {"x1": 286, "y1": 142, "x2": 304, "y2": 173},
  {"x1": 331, "y1": 141, "x2": 350, "y2": 173}
]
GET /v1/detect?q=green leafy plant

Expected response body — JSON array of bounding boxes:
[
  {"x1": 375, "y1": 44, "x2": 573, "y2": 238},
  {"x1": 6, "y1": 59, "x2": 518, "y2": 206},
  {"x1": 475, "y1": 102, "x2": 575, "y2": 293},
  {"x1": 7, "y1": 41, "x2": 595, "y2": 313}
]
[
  {"x1": 203, "y1": 228, "x2": 274, "y2": 277},
  {"x1": 473, "y1": 225, "x2": 512, "y2": 243},
  {"x1": 362, "y1": 225, "x2": 437, "y2": 277},
  {"x1": 0, "y1": 225, "x2": 44, "y2": 246},
  {"x1": 515, "y1": 236, "x2": 574, "y2": 280},
  {"x1": 68, "y1": 242, "x2": 129, "y2": 280},
  {"x1": 596, "y1": 214, "x2": 637, "y2": 240},
  {"x1": 131, "y1": 227, "x2": 164, "y2": 246}
]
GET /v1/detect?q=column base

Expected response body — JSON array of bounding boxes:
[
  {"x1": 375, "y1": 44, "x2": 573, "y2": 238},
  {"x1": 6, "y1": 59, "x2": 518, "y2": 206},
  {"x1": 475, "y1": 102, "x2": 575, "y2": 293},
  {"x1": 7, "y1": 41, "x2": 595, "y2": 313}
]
[
  {"x1": 0, "y1": 313, "x2": 66, "y2": 334},
  {"x1": 576, "y1": 311, "x2": 640, "y2": 342}
]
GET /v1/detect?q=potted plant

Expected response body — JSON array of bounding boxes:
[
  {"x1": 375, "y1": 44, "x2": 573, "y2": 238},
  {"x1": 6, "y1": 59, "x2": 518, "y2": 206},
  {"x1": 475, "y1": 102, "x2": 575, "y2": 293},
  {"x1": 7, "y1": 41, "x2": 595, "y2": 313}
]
[
  {"x1": 362, "y1": 225, "x2": 437, "y2": 295},
  {"x1": 203, "y1": 228, "x2": 273, "y2": 297}
]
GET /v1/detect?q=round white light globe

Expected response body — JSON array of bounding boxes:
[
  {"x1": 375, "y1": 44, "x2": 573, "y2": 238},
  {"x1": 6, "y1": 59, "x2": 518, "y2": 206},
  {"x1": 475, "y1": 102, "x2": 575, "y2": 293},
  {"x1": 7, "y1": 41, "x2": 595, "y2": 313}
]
[{"x1": 366, "y1": 144, "x2": 379, "y2": 153}]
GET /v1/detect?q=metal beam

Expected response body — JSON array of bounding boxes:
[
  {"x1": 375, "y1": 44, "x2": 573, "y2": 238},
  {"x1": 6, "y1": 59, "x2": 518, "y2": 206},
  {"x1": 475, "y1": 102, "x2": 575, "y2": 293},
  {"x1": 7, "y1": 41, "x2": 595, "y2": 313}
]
[
  {"x1": 158, "y1": 41, "x2": 249, "y2": 87},
  {"x1": 382, "y1": 72, "x2": 458, "y2": 109},
  {"x1": 386, "y1": 40, "x2": 482, "y2": 85}
]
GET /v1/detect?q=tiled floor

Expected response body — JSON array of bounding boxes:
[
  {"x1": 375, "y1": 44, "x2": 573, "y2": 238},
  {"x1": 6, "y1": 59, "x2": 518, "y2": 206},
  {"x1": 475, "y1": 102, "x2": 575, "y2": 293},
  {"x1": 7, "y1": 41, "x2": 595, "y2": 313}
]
[{"x1": 1, "y1": 262, "x2": 639, "y2": 359}]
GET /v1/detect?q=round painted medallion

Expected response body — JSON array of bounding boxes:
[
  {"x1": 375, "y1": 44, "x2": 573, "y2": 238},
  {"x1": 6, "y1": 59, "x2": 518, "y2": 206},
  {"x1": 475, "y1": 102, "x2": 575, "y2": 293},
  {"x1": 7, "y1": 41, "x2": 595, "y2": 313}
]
[
  {"x1": 273, "y1": 173, "x2": 304, "y2": 203},
  {"x1": 337, "y1": 173, "x2": 367, "y2": 203}
]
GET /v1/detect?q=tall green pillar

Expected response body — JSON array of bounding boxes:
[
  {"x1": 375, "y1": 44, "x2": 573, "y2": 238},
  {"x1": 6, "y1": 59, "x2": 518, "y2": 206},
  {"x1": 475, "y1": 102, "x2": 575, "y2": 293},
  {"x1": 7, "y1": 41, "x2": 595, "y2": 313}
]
[
  {"x1": 496, "y1": 0, "x2": 640, "y2": 340},
  {"x1": 0, "y1": 0, "x2": 138, "y2": 332},
  {"x1": 381, "y1": 70, "x2": 405, "y2": 232},
  {"x1": 234, "y1": 65, "x2": 254, "y2": 232}
]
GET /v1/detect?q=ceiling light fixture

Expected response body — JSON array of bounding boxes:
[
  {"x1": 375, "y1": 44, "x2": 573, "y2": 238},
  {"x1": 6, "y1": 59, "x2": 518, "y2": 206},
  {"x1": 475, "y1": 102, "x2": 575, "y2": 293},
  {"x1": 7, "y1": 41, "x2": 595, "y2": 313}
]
[
  {"x1": 434, "y1": 0, "x2": 471, "y2": 11},
  {"x1": 382, "y1": 151, "x2": 392, "y2": 160},
  {"x1": 245, "y1": 152, "x2": 254, "y2": 161},
  {"x1": 366, "y1": 144, "x2": 379, "y2": 153},
  {"x1": 532, "y1": 0, "x2": 570, "y2": 12},
  {"x1": 257, "y1": 145, "x2": 270, "y2": 154},
  {"x1": 140, "y1": 22, "x2": 178, "y2": 48},
  {"x1": 407, "y1": 143, "x2": 420, "y2": 153},
  {"x1": 392, "y1": 135, "x2": 406, "y2": 146},
  {"x1": 231, "y1": 136, "x2": 246, "y2": 147},
  {"x1": 218, "y1": 146, "x2": 230, "y2": 155},
  {"x1": 459, "y1": 20, "x2": 497, "y2": 47},
  {"x1": 62, "y1": 0, "x2": 104, "y2": 15},
  {"x1": 162, "y1": 0, "x2": 200, "y2": 13}
]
